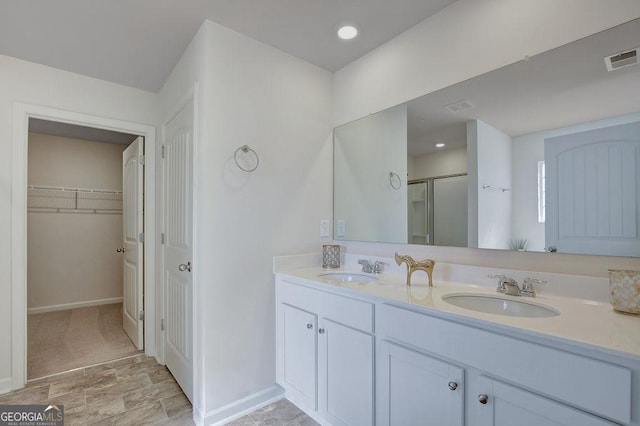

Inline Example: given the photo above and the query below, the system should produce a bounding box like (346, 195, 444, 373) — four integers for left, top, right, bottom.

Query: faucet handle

(521, 278, 547, 296)
(488, 274, 506, 288)
(358, 259, 373, 273)
(373, 261, 384, 274)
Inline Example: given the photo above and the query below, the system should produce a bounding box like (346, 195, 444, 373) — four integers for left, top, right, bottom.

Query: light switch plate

(320, 220, 330, 238)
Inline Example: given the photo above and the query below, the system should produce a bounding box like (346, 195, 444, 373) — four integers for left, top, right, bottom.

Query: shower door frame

(408, 172, 468, 246)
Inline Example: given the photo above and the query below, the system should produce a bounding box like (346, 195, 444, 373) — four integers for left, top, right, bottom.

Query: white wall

(334, 104, 407, 243)
(27, 133, 126, 310)
(511, 132, 546, 252)
(408, 147, 467, 181)
(0, 54, 158, 390)
(333, 1, 640, 277)
(469, 120, 512, 250)
(160, 20, 333, 422)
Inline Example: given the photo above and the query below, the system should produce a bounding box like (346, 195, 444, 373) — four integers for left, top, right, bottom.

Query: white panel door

(163, 101, 194, 402)
(545, 121, 640, 256)
(377, 340, 464, 426)
(122, 136, 144, 350)
(476, 376, 615, 426)
(318, 319, 374, 426)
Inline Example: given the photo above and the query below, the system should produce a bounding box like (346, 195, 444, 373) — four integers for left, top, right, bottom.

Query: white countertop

(277, 266, 640, 360)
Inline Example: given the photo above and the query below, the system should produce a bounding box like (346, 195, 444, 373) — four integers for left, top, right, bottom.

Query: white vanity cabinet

(276, 272, 639, 426)
(276, 278, 375, 426)
(377, 303, 633, 426)
(475, 376, 616, 426)
(280, 303, 318, 410)
(377, 340, 464, 426)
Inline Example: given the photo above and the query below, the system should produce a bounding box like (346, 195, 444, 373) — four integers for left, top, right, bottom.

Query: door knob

(478, 394, 489, 404)
(318, 328, 325, 334)
(178, 261, 192, 272)
(306, 323, 313, 329)
(448, 382, 458, 391)
(116, 247, 125, 253)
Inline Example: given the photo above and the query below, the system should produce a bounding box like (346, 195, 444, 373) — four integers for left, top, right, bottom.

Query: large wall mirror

(334, 18, 640, 257)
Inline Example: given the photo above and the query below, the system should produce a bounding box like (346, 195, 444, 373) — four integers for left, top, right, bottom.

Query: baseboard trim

(204, 385, 285, 426)
(27, 297, 123, 314)
(0, 377, 12, 395)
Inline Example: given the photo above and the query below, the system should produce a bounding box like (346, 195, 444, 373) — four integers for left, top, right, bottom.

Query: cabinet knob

(448, 382, 458, 391)
(318, 328, 325, 334)
(306, 323, 313, 329)
(478, 394, 489, 404)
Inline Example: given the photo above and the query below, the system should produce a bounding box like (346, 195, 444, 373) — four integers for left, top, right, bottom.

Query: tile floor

(1, 354, 318, 425)
(1, 355, 191, 425)
(227, 399, 319, 425)
(28, 303, 142, 379)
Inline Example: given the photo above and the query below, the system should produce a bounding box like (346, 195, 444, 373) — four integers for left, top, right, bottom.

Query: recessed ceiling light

(337, 25, 358, 40)
(435, 143, 446, 148)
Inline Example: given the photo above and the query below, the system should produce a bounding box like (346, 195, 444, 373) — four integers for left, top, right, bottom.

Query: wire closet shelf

(27, 185, 123, 214)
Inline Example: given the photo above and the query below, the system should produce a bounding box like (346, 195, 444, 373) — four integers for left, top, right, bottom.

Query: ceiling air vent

(604, 47, 639, 71)
(445, 100, 475, 113)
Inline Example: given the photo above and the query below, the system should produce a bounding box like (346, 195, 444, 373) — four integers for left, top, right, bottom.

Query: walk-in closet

(26, 119, 141, 379)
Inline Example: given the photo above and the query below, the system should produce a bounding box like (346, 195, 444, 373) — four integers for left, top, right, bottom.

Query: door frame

(11, 102, 157, 389)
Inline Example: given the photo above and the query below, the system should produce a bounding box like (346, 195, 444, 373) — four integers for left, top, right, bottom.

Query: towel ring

(389, 172, 402, 190)
(234, 145, 260, 172)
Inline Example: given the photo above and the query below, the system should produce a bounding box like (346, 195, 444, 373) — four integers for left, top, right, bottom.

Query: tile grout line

(28, 352, 144, 383)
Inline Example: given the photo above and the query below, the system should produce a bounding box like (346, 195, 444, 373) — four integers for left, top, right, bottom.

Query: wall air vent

(604, 47, 639, 71)
(445, 100, 475, 113)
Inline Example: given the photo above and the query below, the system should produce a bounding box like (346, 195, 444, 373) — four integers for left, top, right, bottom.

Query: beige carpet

(28, 303, 141, 379)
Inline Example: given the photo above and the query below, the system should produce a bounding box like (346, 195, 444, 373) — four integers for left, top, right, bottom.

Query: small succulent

(510, 238, 528, 251)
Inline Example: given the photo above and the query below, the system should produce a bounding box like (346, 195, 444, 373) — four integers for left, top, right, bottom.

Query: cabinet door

(476, 376, 615, 426)
(377, 340, 464, 426)
(281, 304, 318, 410)
(318, 319, 374, 426)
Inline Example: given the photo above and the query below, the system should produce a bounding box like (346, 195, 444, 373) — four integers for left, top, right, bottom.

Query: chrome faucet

(521, 278, 547, 297)
(489, 274, 521, 296)
(358, 259, 374, 273)
(357, 259, 385, 274)
(489, 275, 547, 297)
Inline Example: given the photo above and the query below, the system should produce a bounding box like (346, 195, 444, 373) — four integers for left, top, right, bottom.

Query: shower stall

(408, 174, 468, 247)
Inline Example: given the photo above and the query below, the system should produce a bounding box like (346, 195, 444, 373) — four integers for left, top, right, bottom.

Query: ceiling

(29, 119, 138, 145)
(406, 18, 640, 156)
(0, 0, 458, 92)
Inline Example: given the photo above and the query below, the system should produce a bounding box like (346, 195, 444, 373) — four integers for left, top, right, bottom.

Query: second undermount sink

(442, 293, 559, 318)
(318, 272, 379, 283)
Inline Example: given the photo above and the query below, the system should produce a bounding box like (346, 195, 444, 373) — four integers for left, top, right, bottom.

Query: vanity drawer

(377, 303, 632, 424)
(278, 279, 374, 333)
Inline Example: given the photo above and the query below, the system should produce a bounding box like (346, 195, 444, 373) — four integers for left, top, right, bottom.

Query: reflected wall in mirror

(333, 18, 640, 257)
(334, 104, 407, 243)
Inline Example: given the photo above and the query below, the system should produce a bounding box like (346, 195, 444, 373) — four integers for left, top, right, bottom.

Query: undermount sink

(442, 293, 559, 318)
(318, 272, 379, 283)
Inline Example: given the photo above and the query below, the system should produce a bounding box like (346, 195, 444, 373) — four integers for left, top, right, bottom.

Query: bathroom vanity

(274, 256, 640, 426)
